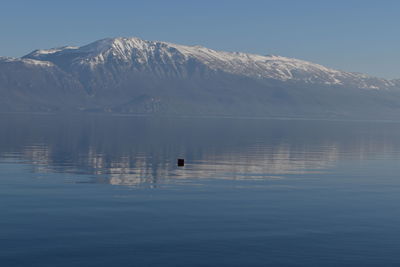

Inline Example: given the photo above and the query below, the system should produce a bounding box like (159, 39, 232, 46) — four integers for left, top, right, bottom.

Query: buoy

(177, 158, 185, 167)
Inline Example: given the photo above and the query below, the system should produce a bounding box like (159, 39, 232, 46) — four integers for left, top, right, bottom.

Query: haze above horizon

(1, 0, 399, 79)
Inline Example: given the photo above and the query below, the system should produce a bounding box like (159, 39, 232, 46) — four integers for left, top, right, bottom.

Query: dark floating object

(177, 158, 185, 167)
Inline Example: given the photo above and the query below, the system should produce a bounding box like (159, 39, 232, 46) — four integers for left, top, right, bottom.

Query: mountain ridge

(22, 37, 398, 89)
(1, 36, 400, 118)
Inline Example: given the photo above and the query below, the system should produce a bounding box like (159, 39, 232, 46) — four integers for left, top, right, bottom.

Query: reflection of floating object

(177, 158, 185, 167)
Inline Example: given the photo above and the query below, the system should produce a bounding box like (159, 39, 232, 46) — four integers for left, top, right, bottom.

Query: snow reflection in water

(1, 114, 400, 186)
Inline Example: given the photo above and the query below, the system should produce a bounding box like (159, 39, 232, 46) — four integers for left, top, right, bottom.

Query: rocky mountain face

(0, 37, 400, 118)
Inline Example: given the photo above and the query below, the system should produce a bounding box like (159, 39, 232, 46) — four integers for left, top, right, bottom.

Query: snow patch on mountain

(0, 57, 54, 67)
(28, 46, 79, 57)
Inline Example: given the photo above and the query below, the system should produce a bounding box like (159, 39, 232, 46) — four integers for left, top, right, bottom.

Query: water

(1, 114, 400, 266)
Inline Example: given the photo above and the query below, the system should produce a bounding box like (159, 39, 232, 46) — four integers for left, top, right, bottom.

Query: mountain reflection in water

(1, 114, 400, 186)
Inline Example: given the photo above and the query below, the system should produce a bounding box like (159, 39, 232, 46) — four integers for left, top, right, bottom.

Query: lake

(1, 114, 400, 266)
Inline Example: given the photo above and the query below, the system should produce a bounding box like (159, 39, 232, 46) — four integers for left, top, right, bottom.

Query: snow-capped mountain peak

(22, 37, 397, 89)
(3, 36, 400, 117)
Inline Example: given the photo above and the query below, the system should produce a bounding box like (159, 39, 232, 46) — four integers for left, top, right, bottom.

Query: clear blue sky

(1, 0, 399, 78)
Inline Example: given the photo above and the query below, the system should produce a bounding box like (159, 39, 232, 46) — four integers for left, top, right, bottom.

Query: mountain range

(1, 37, 400, 118)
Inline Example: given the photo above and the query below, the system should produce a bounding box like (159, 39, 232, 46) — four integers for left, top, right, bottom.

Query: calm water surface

(1, 114, 400, 266)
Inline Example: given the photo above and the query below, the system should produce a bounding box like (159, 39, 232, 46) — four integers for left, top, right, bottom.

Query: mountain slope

(0, 57, 86, 112)
(0, 36, 399, 118)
